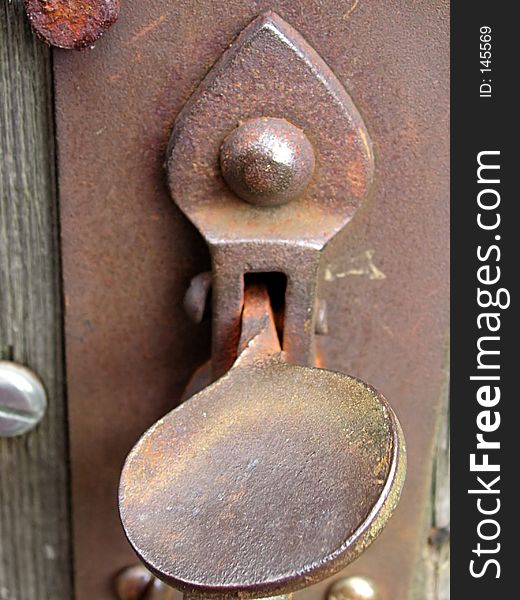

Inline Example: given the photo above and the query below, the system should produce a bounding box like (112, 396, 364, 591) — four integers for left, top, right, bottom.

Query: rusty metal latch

(118, 12, 406, 600)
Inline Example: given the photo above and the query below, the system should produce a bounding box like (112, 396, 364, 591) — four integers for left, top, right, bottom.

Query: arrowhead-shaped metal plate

(167, 11, 374, 249)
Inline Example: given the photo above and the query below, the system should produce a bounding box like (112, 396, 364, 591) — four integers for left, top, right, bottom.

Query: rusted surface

(24, 0, 119, 50)
(54, 2, 449, 599)
(167, 12, 373, 377)
(237, 284, 282, 358)
(152, 26, 403, 595)
(220, 117, 316, 207)
(119, 285, 405, 598)
(115, 565, 153, 600)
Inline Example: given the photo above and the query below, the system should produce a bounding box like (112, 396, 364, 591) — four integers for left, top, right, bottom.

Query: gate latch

(118, 12, 406, 600)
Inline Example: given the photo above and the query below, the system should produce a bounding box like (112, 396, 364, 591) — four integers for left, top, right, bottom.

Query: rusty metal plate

(167, 12, 373, 248)
(166, 12, 374, 377)
(54, 2, 449, 599)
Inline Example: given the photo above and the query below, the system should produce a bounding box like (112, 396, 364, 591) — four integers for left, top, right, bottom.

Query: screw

(220, 117, 315, 207)
(328, 576, 380, 600)
(23, 0, 120, 50)
(144, 578, 177, 600)
(114, 565, 175, 600)
(0, 361, 47, 437)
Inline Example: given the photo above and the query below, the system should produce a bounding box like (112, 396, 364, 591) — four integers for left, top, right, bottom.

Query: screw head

(23, 0, 120, 50)
(114, 565, 175, 600)
(220, 117, 315, 207)
(328, 577, 380, 600)
(0, 361, 47, 437)
(114, 565, 153, 600)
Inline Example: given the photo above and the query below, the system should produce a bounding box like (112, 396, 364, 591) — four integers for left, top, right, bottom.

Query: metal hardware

(220, 117, 316, 207)
(166, 11, 373, 378)
(114, 565, 175, 600)
(23, 0, 120, 50)
(118, 12, 405, 599)
(184, 272, 328, 335)
(186, 596, 292, 600)
(0, 361, 47, 437)
(115, 565, 153, 600)
(327, 577, 380, 600)
(119, 284, 405, 598)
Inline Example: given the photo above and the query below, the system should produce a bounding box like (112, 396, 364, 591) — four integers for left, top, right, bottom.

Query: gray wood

(414, 384, 450, 600)
(425, 393, 450, 600)
(0, 2, 72, 599)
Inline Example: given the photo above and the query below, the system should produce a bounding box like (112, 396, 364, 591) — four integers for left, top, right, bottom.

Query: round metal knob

(220, 117, 315, 207)
(119, 361, 405, 597)
(119, 285, 405, 599)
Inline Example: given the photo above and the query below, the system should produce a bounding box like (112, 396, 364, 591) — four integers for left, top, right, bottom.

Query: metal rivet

(220, 117, 315, 207)
(23, 0, 120, 51)
(114, 565, 153, 600)
(114, 565, 175, 600)
(0, 361, 47, 437)
(328, 577, 380, 600)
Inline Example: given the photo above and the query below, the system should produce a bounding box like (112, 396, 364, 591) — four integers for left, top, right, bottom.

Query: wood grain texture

(0, 2, 72, 599)
(412, 379, 450, 600)
(425, 393, 450, 600)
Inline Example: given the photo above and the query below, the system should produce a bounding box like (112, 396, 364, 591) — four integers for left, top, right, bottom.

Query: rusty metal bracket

(166, 12, 374, 377)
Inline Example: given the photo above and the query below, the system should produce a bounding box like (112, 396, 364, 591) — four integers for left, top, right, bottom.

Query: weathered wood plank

(425, 392, 450, 600)
(415, 379, 450, 600)
(0, 2, 72, 599)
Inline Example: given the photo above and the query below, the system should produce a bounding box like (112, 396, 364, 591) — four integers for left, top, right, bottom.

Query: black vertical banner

(451, 3, 515, 598)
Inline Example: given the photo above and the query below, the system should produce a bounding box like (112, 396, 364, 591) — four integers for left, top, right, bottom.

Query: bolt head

(0, 361, 47, 437)
(220, 117, 315, 207)
(114, 565, 153, 600)
(328, 577, 380, 600)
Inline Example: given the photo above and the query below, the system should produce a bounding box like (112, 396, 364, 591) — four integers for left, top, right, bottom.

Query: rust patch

(24, 0, 120, 50)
